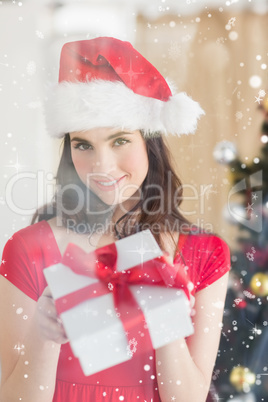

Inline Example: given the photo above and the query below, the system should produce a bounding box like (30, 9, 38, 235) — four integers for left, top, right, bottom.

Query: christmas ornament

(229, 366, 256, 392)
(213, 141, 237, 164)
(234, 298, 247, 309)
(249, 272, 268, 297)
(260, 133, 268, 144)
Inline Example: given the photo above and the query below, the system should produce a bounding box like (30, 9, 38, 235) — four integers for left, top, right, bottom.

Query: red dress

(0, 221, 230, 401)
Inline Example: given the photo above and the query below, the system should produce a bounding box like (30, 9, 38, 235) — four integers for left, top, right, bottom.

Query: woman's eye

(73, 143, 92, 151)
(114, 138, 129, 146)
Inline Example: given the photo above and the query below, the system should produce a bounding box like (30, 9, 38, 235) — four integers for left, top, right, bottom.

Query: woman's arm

(0, 277, 66, 402)
(155, 272, 229, 402)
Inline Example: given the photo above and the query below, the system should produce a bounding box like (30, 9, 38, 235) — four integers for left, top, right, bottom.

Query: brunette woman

(0, 37, 230, 402)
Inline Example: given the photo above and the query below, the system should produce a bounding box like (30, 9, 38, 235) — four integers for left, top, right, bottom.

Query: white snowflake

(216, 37, 226, 46)
(168, 41, 181, 60)
(212, 369, 220, 380)
(249, 324, 262, 337)
(14, 343, 25, 354)
(181, 34, 191, 42)
(200, 184, 217, 200)
(255, 95, 262, 104)
(258, 89, 266, 98)
(255, 89, 266, 104)
(243, 290, 255, 299)
(108, 282, 114, 291)
(245, 203, 254, 213)
(35, 30, 44, 39)
(234, 298, 243, 305)
(246, 252, 254, 261)
(228, 17, 236, 26)
(26, 61, 36, 76)
(252, 193, 258, 201)
(235, 111, 243, 121)
(127, 337, 138, 357)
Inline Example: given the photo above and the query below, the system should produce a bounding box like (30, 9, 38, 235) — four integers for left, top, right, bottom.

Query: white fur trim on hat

(44, 80, 205, 138)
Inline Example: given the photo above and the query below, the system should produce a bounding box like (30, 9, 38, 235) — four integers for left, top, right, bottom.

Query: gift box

(43, 229, 193, 376)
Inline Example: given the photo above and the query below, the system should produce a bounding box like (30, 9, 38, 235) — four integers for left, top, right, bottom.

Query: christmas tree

(212, 92, 268, 402)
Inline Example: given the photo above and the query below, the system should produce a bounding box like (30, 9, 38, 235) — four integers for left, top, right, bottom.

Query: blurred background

(0, 0, 267, 400)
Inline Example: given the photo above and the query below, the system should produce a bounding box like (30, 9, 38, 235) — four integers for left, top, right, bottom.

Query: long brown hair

(31, 133, 190, 248)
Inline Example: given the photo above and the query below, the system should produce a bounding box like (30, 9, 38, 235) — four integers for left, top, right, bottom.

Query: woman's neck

(111, 197, 140, 225)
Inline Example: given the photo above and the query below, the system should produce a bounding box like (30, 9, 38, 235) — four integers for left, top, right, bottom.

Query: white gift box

(44, 230, 194, 376)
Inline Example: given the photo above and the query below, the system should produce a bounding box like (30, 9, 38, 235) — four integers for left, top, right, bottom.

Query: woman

(0, 37, 230, 402)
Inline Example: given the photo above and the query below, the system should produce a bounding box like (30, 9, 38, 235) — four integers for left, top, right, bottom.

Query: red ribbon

(55, 242, 190, 356)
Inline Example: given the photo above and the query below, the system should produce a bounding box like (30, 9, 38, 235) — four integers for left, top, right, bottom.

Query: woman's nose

(91, 150, 117, 176)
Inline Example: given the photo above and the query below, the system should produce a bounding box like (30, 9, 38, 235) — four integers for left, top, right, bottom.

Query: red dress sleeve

(195, 235, 230, 292)
(0, 231, 40, 301)
(0, 221, 61, 301)
(175, 232, 231, 295)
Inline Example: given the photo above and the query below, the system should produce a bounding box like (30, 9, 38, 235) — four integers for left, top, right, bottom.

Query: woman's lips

(92, 176, 126, 191)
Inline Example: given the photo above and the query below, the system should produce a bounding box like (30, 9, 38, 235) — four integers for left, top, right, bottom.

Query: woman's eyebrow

(71, 132, 134, 143)
(106, 132, 134, 141)
(70, 137, 91, 143)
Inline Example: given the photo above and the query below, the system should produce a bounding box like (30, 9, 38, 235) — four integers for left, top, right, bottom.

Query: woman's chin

(91, 191, 129, 207)
(89, 188, 140, 215)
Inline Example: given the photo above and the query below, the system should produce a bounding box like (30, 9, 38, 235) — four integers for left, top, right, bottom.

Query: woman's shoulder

(175, 229, 230, 265)
(1, 221, 56, 266)
(12, 220, 51, 239)
(175, 229, 230, 293)
(0, 220, 58, 301)
(179, 228, 229, 251)
(159, 229, 229, 263)
(2, 219, 63, 270)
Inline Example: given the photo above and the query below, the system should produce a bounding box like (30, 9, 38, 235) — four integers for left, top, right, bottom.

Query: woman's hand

(0, 278, 63, 401)
(35, 286, 69, 344)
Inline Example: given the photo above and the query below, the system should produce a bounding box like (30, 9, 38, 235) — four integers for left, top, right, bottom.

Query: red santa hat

(45, 37, 204, 138)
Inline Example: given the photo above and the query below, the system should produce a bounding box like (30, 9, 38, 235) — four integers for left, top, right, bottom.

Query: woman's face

(69, 128, 149, 209)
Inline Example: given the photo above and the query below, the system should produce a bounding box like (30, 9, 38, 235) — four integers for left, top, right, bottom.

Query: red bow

(55, 242, 190, 356)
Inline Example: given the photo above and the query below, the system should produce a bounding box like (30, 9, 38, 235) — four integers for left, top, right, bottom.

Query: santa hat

(45, 37, 204, 138)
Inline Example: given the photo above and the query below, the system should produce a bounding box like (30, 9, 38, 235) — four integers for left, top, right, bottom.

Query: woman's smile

(92, 175, 127, 191)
